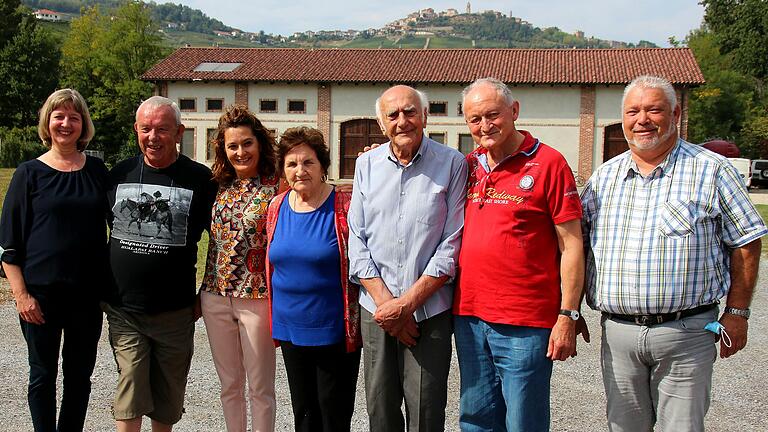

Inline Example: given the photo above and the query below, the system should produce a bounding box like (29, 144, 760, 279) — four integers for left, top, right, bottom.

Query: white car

(728, 158, 752, 188)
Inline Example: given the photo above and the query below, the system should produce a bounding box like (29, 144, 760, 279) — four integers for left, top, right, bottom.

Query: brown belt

(603, 303, 718, 326)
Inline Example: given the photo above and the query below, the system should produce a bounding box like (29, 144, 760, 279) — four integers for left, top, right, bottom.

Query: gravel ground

(1, 263, 767, 432)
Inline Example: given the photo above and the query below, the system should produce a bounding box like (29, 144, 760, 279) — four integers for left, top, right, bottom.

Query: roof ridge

(145, 47, 704, 85)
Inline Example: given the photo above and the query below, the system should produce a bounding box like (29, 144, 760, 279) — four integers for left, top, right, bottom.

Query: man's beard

(625, 122, 677, 151)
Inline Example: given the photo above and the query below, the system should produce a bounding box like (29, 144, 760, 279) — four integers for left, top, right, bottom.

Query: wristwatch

(559, 309, 580, 321)
(724, 306, 750, 320)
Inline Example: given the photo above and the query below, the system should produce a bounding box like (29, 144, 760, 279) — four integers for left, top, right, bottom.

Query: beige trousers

(202, 291, 276, 432)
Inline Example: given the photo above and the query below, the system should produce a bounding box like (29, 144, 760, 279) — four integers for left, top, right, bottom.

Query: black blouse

(0, 156, 110, 293)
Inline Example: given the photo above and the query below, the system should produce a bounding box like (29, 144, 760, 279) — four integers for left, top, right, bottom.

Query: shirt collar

(622, 138, 682, 180)
(476, 130, 539, 172)
(387, 134, 427, 168)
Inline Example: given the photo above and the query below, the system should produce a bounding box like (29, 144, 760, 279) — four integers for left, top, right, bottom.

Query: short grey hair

(622, 75, 678, 112)
(462, 77, 515, 106)
(136, 95, 182, 126)
(374, 85, 429, 124)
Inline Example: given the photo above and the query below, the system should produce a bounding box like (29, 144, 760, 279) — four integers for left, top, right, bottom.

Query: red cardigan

(265, 190, 362, 352)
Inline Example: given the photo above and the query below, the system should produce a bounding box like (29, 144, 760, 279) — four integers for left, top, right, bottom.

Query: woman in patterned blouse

(200, 105, 280, 432)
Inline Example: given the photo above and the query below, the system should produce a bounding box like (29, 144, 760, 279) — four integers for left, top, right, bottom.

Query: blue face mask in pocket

(704, 321, 732, 347)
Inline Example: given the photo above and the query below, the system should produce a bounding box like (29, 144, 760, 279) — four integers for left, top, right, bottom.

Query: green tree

(0, 12, 60, 128)
(702, 0, 768, 81)
(686, 28, 755, 144)
(60, 1, 167, 164)
(0, 126, 46, 167)
(0, 0, 24, 47)
(740, 114, 768, 158)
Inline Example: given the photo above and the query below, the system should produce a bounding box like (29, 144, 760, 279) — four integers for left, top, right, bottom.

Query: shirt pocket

(658, 200, 702, 239)
(416, 192, 445, 226)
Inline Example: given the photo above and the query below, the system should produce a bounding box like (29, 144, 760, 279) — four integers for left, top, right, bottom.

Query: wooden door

(603, 123, 628, 162)
(339, 119, 388, 179)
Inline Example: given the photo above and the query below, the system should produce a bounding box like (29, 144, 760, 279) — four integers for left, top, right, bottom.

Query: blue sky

(175, 0, 705, 47)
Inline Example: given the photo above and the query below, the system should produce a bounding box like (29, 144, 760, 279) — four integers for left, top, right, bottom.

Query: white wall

(168, 82, 237, 163)
(165, 81, 627, 177)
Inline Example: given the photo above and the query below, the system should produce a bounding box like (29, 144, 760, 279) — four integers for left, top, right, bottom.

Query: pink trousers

(202, 291, 276, 432)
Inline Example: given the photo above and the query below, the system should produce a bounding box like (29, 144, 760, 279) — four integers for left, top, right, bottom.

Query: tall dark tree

(0, 10, 60, 128)
(0, 0, 25, 47)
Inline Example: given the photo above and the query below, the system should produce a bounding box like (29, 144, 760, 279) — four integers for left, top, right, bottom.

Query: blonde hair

(37, 89, 95, 152)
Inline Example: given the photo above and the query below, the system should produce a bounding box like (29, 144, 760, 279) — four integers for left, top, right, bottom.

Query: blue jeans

(454, 315, 553, 432)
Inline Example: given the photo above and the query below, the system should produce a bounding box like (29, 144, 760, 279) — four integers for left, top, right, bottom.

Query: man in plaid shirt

(582, 75, 766, 432)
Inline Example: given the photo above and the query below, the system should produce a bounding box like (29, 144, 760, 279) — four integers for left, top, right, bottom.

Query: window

(459, 134, 476, 155)
(260, 99, 277, 113)
(428, 132, 446, 144)
(288, 99, 306, 113)
(429, 101, 447, 116)
(179, 98, 196, 112)
(193, 62, 242, 72)
(206, 98, 224, 112)
(457, 102, 463, 116)
(180, 128, 195, 158)
(206, 128, 217, 161)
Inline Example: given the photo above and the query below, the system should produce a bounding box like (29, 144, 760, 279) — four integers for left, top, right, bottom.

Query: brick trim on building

(577, 85, 595, 182)
(317, 84, 331, 143)
(235, 82, 248, 107)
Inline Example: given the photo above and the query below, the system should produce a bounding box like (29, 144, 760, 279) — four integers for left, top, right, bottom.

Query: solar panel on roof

(193, 62, 243, 72)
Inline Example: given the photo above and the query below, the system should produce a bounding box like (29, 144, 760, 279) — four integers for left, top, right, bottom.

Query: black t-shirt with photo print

(106, 155, 216, 314)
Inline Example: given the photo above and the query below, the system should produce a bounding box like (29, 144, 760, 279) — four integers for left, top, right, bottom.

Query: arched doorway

(339, 119, 388, 179)
(603, 123, 628, 162)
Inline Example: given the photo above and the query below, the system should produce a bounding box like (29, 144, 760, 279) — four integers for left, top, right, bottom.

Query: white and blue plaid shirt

(582, 139, 767, 315)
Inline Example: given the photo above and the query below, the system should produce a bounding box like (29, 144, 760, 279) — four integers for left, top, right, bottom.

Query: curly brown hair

(277, 127, 330, 179)
(211, 105, 277, 185)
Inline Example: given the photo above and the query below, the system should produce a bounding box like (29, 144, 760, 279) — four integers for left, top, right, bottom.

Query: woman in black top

(0, 89, 110, 432)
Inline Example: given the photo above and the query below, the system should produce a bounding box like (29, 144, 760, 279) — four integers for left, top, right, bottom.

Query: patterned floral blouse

(201, 175, 280, 299)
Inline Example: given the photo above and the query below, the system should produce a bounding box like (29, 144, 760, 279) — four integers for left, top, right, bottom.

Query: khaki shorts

(103, 303, 195, 425)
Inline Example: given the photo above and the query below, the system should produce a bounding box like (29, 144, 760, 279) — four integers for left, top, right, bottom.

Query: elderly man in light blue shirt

(348, 84, 467, 432)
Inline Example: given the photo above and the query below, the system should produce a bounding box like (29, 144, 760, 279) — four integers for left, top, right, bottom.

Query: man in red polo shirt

(453, 77, 586, 432)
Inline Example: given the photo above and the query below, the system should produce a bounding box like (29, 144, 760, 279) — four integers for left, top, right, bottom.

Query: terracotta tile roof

(142, 48, 705, 85)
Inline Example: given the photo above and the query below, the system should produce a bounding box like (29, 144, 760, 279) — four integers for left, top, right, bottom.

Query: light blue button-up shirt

(348, 136, 467, 322)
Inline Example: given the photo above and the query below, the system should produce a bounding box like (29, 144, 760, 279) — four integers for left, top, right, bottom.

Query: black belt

(603, 303, 718, 326)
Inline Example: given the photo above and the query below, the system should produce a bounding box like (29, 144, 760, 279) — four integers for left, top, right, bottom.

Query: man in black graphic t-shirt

(103, 96, 216, 432)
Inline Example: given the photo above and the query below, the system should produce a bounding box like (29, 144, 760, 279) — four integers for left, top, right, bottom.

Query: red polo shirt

(454, 131, 582, 328)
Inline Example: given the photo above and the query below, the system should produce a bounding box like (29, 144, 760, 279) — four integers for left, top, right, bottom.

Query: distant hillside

(22, 1, 656, 50)
(22, 0, 234, 33)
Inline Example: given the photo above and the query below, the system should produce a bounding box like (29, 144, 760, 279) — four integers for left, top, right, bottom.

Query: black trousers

(280, 340, 361, 432)
(19, 290, 102, 432)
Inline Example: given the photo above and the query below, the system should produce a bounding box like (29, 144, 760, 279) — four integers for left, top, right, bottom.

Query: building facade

(142, 48, 704, 182)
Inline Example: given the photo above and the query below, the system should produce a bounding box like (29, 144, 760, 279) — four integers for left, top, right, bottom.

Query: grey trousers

(601, 307, 718, 432)
(361, 309, 453, 432)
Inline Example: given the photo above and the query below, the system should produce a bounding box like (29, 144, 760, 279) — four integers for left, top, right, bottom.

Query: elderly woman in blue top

(265, 126, 361, 432)
(0, 89, 109, 432)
